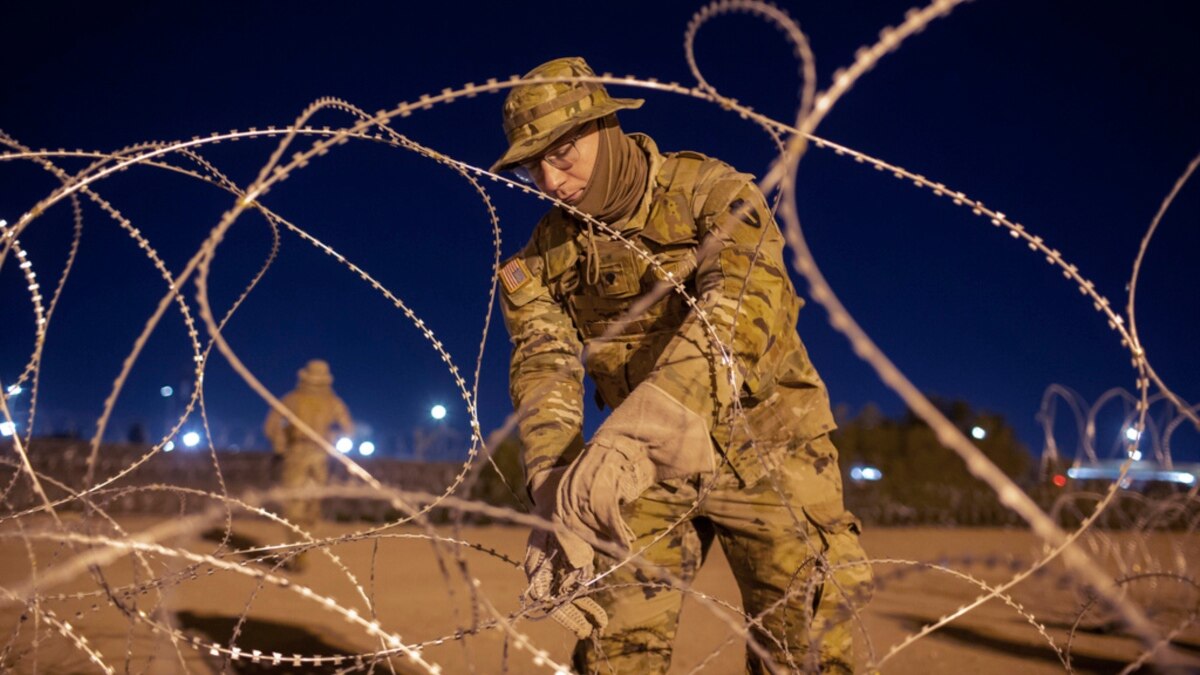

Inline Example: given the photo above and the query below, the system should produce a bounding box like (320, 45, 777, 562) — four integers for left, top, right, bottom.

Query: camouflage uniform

(497, 58, 872, 673)
(262, 359, 354, 570)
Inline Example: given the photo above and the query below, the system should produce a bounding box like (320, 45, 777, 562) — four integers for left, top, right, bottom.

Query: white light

(359, 441, 376, 456)
(849, 465, 882, 482)
(182, 431, 201, 448)
(430, 404, 447, 420)
(6, 384, 21, 396)
(970, 426, 986, 440)
(163, 441, 175, 452)
(160, 386, 174, 397)
(336, 437, 353, 453)
(1068, 466, 1197, 486)
(1125, 427, 1141, 442)
(1129, 450, 1143, 461)
(0, 421, 14, 437)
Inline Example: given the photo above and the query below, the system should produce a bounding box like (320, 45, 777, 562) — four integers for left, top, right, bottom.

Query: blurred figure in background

(263, 359, 354, 571)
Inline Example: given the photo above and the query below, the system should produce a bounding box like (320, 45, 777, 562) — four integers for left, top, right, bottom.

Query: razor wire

(1, 1, 1198, 673)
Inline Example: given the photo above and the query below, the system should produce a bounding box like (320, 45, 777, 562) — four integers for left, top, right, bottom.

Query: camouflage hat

(297, 359, 333, 386)
(490, 57, 643, 173)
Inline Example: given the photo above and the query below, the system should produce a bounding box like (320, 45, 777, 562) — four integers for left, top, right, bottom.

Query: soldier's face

(528, 123, 599, 204)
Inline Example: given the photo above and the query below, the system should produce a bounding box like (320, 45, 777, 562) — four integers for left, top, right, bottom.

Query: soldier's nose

(541, 162, 568, 192)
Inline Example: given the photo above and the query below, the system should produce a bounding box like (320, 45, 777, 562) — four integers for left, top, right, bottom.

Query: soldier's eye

(547, 143, 571, 160)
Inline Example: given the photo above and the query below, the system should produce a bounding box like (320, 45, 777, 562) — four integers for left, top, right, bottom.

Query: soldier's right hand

(523, 528, 607, 639)
(521, 468, 608, 639)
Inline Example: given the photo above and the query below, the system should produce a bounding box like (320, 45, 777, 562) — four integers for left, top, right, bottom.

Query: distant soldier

(262, 359, 354, 571)
(494, 57, 873, 672)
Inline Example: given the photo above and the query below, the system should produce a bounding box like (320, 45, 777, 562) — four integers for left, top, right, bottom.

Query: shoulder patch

(499, 257, 533, 294)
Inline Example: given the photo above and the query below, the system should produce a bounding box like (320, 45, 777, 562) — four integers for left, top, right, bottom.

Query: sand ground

(1, 515, 1197, 674)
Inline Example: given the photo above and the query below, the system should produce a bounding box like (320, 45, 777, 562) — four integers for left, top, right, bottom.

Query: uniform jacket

(501, 135, 835, 487)
(263, 384, 353, 455)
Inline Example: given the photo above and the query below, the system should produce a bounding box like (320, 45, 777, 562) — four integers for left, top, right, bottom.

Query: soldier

(262, 359, 354, 571)
(494, 57, 873, 673)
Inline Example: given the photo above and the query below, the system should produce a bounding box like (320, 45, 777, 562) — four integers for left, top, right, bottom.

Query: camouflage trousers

(572, 434, 873, 674)
(277, 446, 328, 570)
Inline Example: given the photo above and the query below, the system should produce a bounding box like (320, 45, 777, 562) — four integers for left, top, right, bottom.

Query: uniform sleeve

(640, 176, 793, 428)
(335, 397, 354, 438)
(263, 392, 291, 453)
(500, 249, 586, 487)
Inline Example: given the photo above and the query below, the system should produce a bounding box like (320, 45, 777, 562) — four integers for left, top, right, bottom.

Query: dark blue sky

(2, 1, 1197, 462)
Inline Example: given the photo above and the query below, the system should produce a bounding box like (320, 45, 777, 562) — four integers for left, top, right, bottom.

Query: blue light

(1067, 466, 1197, 485)
(849, 465, 882, 482)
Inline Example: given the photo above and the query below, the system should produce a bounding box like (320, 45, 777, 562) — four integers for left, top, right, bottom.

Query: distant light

(6, 384, 21, 396)
(359, 441, 376, 457)
(181, 431, 201, 448)
(1067, 466, 1197, 485)
(163, 440, 176, 452)
(849, 465, 882, 482)
(0, 421, 14, 437)
(1129, 449, 1143, 462)
(160, 386, 174, 398)
(1125, 427, 1141, 442)
(336, 437, 354, 453)
(430, 404, 447, 421)
(970, 426, 986, 440)
(1052, 474, 1067, 488)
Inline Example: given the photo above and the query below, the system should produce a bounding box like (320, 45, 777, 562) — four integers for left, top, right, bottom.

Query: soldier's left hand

(553, 382, 715, 570)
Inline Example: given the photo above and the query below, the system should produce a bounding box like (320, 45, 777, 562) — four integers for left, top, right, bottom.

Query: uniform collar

(606, 133, 663, 236)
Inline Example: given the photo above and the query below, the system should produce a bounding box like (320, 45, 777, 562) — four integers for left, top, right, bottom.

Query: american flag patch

(499, 257, 532, 294)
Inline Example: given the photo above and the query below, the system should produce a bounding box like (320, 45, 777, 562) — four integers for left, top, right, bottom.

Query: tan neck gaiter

(574, 115, 649, 224)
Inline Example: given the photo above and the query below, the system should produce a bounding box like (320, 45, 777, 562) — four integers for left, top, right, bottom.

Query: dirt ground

(1, 515, 1198, 674)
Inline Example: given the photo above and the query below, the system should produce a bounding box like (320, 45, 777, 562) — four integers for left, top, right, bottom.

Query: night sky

(3, 1, 1197, 463)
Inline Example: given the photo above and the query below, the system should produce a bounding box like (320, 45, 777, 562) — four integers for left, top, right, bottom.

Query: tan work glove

(522, 468, 609, 639)
(554, 382, 716, 571)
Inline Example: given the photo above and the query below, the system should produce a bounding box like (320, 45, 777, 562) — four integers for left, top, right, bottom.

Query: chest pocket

(642, 191, 699, 283)
(588, 237, 642, 298)
(644, 192, 697, 245)
(537, 217, 580, 299)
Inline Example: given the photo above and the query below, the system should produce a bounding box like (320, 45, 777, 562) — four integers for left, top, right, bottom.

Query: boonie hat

(490, 56, 643, 173)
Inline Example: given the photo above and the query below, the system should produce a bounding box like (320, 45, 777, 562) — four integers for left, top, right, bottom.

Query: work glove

(522, 468, 609, 639)
(554, 382, 716, 571)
